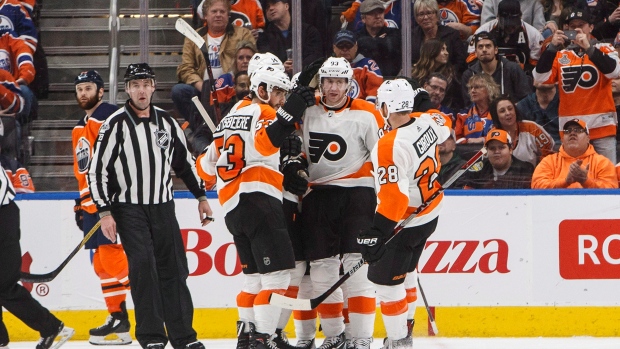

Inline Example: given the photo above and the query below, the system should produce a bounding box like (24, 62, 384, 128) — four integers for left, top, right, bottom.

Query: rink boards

(6, 189, 620, 339)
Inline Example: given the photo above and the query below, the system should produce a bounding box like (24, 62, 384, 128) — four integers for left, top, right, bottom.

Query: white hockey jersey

(197, 103, 282, 214)
(371, 113, 451, 228)
(302, 97, 385, 188)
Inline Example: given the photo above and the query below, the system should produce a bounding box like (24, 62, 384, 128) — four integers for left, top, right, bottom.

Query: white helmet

(376, 79, 415, 115)
(250, 65, 291, 103)
(318, 57, 353, 82)
(291, 72, 301, 89)
(248, 52, 285, 76)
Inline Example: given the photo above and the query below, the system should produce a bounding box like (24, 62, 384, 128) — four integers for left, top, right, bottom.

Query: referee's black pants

(0, 201, 61, 341)
(112, 201, 197, 349)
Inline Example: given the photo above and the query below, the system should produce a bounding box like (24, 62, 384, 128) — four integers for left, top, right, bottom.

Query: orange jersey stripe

(380, 298, 408, 316)
(237, 291, 257, 308)
(254, 289, 286, 306)
(218, 166, 283, 207)
(348, 296, 377, 315)
(375, 132, 409, 222)
(316, 302, 344, 319)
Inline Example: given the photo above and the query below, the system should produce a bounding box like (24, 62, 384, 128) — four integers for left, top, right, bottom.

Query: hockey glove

(74, 198, 84, 231)
(282, 158, 309, 196)
(357, 227, 387, 264)
(297, 57, 326, 87)
(280, 134, 302, 159)
(276, 86, 315, 126)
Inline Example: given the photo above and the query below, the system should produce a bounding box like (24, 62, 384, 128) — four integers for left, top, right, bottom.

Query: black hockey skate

(36, 322, 75, 349)
(89, 302, 132, 345)
(249, 323, 298, 349)
(295, 338, 315, 349)
(316, 332, 345, 349)
(183, 341, 205, 349)
(237, 321, 250, 349)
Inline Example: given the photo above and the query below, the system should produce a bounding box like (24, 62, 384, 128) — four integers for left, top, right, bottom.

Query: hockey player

(71, 70, 132, 345)
(358, 79, 451, 349)
(196, 66, 315, 349)
(283, 57, 385, 349)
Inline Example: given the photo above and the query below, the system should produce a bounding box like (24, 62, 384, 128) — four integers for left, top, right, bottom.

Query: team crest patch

(75, 137, 92, 173)
(558, 54, 570, 65)
(154, 130, 170, 149)
(263, 257, 271, 266)
(99, 123, 110, 133)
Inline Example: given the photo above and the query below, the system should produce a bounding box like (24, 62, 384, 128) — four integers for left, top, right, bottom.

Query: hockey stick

(417, 276, 439, 335)
(192, 96, 217, 132)
(175, 18, 223, 123)
(269, 147, 487, 310)
(21, 221, 101, 283)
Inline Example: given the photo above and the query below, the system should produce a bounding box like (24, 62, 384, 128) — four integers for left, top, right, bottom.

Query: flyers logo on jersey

(308, 132, 347, 163)
(560, 64, 598, 93)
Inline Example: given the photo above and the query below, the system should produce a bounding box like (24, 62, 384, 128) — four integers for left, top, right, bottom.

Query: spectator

(0, 69, 27, 160)
(412, 39, 463, 110)
(489, 95, 555, 166)
(174, 0, 254, 129)
(257, 0, 323, 76)
(355, 0, 401, 77)
(481, 0, 546, 30)
(198, 0, 265, 40)
(471, 0, 544, 72)
(457, 129, 535, 188)
(437, 0, 482, 39)
(0, 32, 35, 123)
(533, 6, 620, 164)
(455, 73, 500, 143)
(0, 0, 37, 53)
(424, 73, 456, 121)
(437, 129, 467, 185)
(517, 81, 560, 146)
(340, 0, 406, 31)
(412, 0, 467, 75)
(531, 119, 618, 188)
(0, 142, 34, 193)
(332, 30, 383, 103)
(89, 63, 212, 349)
(0, 162, 74, 349)
(462, 31, 532, 106)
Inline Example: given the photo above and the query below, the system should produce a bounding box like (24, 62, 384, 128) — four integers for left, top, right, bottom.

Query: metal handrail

(108, 0, 120, 104)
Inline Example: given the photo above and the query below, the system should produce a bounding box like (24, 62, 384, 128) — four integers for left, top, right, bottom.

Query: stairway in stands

(30, 0, 191, 191)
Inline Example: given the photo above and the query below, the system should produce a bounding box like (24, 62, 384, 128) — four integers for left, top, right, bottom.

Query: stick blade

(175, 18, 206, 50)
(269, 293, 313, 311)
(430, 321, 439, 335)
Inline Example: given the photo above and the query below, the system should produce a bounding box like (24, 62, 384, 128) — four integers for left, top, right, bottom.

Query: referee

(0, 164, 74, 349)
(88, 63, 213, 349)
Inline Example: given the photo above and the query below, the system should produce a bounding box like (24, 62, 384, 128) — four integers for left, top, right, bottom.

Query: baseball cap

(485, 129, 512, 146)
(334, 30, 357, 46)
(473, 31, 497, 46)
(563, 118, 589, 134)
(360, 0, 385, 14)
(497, 0, 522, 27)
(566, 8, 592, 24)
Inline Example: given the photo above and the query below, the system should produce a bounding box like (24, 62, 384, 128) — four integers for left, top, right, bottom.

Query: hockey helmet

(124, 63, 156, 83)
(75, 70, 104, 90)
(318, 57, 353, 82)
(250, 65, 291, 103)
(376, 79, 415, 115)
(247, 52, 285, 76)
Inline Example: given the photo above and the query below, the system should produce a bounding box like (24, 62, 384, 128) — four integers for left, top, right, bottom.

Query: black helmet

(124, 63, 156, 83)
(75, 70, 104, 90)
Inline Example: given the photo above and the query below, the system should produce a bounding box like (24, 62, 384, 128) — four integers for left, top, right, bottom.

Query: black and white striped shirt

(0, 163, 16, 206)
(88, 100, 205, 214)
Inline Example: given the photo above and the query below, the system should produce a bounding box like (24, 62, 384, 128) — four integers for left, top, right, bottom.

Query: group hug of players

(195, 52, 452, 349)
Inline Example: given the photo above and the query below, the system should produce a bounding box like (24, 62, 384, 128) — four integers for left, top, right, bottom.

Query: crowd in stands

(6, 0, 620, 192)
(175, 0, 620, 190)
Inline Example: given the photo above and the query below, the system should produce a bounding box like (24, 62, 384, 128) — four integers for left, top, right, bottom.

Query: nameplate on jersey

(215, 115, 252, 132)
(413, 127, 438, 157)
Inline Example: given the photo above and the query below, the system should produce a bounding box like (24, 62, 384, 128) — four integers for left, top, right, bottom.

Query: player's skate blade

(89, 332, 132, 346)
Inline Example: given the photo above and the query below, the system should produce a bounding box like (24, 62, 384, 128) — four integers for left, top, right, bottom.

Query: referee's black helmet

(124, 63, 156, 83)
(75, 70, 104, 90)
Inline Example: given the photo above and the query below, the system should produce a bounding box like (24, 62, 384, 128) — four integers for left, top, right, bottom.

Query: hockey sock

(255, 270, 290, 335)
(293, 274, 317, 341)
(377, 284, 408, 340)
(404, 271, 418, 320)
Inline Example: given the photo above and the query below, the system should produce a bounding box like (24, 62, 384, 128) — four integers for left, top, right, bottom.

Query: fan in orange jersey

(533, 7, 620, 164)
(359, 79, 450, 349)
(197, 66, 315, 349)
(71, 70, 132, 345)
